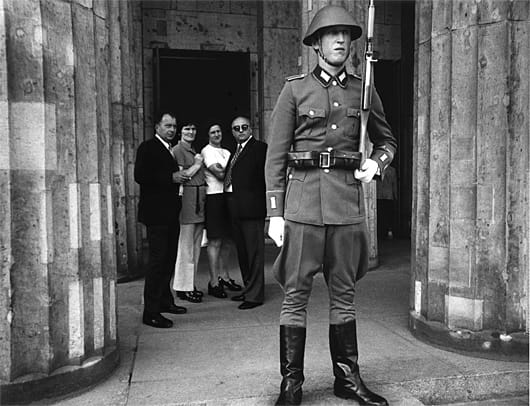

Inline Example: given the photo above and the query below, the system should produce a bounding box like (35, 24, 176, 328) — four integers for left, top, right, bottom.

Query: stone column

(108, 0, 143, 282)
(109, 0, 128, 279)
(131, 1, 146, 275)
(120, 0, 140, 279)
(410, 0, 529, 358)
(0, 0, 120, 402)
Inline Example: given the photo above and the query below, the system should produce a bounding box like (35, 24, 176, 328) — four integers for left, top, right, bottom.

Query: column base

(409, 311, 528, 362)
(368, 256, 379, 269)
(1, 346, 119, 404)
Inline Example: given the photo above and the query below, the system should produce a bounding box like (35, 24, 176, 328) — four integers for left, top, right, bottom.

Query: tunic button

(331, 124, 337, 130)
(288, 174, 293, 179)
(333, 101, 339, 107)
(324, 169, 330, 173)
(332, 80, 337, 86)
(309, 110, 314, 116)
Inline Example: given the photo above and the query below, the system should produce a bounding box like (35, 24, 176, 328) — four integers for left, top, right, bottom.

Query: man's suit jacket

(230, 137, 267, 220)
(134, 137, 181, 226)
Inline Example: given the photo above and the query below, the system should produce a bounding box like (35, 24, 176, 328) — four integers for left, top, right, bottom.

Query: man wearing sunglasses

(265, 5, 396, 406)
(224, 116, 267, 310)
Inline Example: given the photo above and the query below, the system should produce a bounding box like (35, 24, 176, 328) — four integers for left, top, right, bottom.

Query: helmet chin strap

(316, 39, 346, 68)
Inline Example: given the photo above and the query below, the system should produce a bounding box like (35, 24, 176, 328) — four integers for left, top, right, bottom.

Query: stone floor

(37, 239, 528, 405)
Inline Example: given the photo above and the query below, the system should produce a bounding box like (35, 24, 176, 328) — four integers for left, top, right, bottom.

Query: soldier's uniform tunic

(265, 65, 397, 326)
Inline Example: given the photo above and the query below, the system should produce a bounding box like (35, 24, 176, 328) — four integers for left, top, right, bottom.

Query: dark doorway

(154, 49, 251, 152)
(373, 1, 414, 241)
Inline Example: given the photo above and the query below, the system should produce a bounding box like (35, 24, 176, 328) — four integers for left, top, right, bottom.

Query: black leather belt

(287, 150, 361, 169)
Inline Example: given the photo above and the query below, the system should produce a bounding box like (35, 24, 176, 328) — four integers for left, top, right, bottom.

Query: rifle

(359, 0, 377, 165)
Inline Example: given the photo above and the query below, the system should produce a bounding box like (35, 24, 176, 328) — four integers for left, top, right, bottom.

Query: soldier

(265, 5, 396, 406)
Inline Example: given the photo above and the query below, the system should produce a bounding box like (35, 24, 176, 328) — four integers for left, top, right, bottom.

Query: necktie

(224, 144, 243, 190)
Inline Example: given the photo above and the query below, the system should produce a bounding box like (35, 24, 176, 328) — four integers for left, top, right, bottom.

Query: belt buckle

(319, 151, 331, 168)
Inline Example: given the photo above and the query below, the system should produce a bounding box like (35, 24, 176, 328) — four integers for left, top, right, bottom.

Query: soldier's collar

(312, 65, 348, 88)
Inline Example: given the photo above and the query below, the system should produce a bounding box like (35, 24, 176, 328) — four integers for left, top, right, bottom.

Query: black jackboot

(276, 325, 306, 405)
(329, 320, 388, 406)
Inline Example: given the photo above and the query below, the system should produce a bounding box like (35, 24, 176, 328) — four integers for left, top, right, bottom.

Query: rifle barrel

(359, 0, 377, 157)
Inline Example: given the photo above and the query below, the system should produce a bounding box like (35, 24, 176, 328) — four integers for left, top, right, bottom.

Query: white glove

(354, 158, 379, 183)
(268, 216, 285, 247)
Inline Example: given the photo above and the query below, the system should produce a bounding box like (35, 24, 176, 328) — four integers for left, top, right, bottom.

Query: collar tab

(312, 65, 348, 88)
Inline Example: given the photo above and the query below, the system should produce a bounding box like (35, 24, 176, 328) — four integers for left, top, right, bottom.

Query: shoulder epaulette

(286, 73, 306, 82)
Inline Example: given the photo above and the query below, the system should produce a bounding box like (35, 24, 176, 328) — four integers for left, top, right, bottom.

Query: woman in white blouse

(201, 124, 243, 297)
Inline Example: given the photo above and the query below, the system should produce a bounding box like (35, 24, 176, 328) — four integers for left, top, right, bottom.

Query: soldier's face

(208, 125, 223, 146)
(155, 114, 177, 143)
(318, 26, 351, 66)
(231, 118, 251, 144)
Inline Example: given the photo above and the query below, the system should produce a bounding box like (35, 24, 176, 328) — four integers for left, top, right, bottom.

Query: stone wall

(258, 0, 301, 144)
(141, 0, 261, 138)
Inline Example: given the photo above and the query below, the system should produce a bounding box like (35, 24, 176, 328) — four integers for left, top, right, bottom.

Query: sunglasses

(232, 124, 249, 132)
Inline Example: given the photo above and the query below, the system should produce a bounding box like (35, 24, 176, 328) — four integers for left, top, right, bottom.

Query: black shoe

(330, 321, 388, 406)
(178, 291, 202, 303)
(276, 325, 306, 405)
(208, 283, 227, 298)
(219, 277, 243, 291)
(333, 380, 388, 405)
(238, 301, 263, 310)
(160, 304, 187, 314)
(231, 294, 245, 302)
(193, 286, 204, 297)
(142, 313, 173, 328)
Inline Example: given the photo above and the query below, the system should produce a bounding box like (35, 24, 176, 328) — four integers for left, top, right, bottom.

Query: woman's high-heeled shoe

(219, 277, 243, 291)
(208, 283, 227, 299)
(177, 291, 202, 303)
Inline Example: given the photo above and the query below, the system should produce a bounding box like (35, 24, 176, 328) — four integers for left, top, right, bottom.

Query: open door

(153, 49, 251, 152)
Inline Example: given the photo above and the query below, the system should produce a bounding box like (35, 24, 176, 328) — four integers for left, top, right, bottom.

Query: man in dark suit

(134, 111, 188, 328)
(224, 116, 267, 310)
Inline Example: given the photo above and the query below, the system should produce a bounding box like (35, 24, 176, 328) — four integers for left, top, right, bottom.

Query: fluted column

(0, 0, 121, 402)
(109, 1, 127, 279)
(410, 0, 529, 358)
(131, 1, 146, 276)
(0, 0, 11, 383)
(120, 0, 139, 277)
(110, 0, 143, 282)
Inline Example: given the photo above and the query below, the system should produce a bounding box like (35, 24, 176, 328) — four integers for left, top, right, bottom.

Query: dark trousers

(144, 224, 179, 315)
(226, 195, 265, 303)
(273, 220, 369, 327)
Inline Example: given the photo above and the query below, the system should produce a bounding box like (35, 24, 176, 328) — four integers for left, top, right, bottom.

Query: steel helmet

(303, 5, 362, 46)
